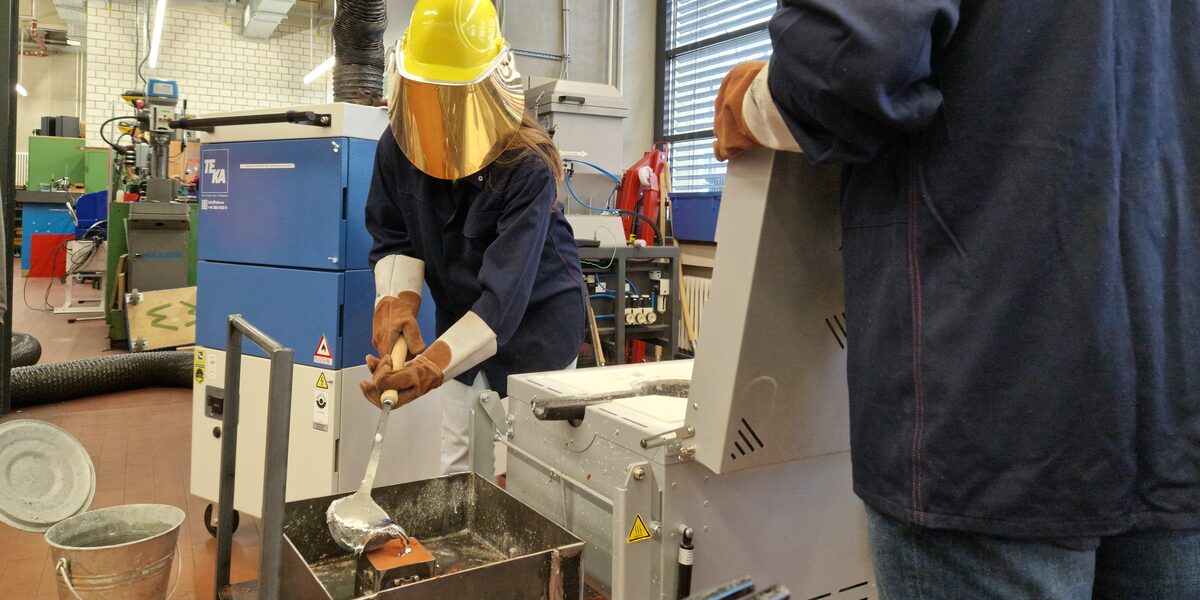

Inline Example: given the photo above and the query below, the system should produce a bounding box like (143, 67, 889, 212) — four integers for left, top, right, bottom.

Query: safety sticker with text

(626, 514, 652, 544)
(313, 390, 329, 432)
(314, 335, 334, 366)
(193, 349, 205, 384)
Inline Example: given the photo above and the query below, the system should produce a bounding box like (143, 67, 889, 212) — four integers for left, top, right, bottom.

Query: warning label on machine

(314, 335, 334, 366)
(313, 390, 329, 432)
(316, 372, 330, 389)
(627, 514, 652, 544)
(194, 349, 205, 384)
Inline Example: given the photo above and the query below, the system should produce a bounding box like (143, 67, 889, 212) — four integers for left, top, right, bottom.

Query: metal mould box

(276, 473, 586, 600)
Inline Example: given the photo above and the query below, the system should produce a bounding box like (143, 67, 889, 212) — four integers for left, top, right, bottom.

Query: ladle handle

(380, 337, 408, 408)
(357, 338, 407, 495)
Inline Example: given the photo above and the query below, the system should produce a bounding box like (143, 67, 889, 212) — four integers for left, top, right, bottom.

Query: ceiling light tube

(148, 0, 168, 68)
(303, 55, 335, 85)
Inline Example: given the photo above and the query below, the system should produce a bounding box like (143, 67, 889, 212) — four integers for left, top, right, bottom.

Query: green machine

(26, 136, 108, 192)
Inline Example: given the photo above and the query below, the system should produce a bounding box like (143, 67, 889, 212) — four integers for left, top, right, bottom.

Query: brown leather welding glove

(359, 341, 451, 409)
(713, 61, 769, 162)
(372, 292, 427, 361)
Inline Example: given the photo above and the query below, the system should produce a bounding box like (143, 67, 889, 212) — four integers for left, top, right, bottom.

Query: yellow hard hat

(389, 0, 525, 180)
(401, 0, 507, 84)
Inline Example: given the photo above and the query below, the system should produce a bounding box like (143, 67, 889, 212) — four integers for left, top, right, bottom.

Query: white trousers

(438, 360, 578, 476)
(438, 370, 492, 475)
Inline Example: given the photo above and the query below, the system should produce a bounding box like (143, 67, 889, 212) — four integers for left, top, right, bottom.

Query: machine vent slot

(804, 580, 873, 600)
(825, 313, 847, 349)
(839, 581, 869, 593)
(729, 418, 765, 461)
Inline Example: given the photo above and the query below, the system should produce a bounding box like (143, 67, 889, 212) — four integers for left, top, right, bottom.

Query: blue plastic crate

(671, 192, 722, 243)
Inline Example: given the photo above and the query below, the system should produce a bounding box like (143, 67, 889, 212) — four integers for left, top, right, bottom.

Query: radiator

(681, 275, 712, 351)
(15, 152, 28, 188)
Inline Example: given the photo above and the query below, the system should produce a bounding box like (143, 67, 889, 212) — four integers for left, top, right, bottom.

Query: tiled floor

(1, 263, 262, 599)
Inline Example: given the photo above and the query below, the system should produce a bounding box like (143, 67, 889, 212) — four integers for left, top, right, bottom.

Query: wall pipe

(559, 0, 570, 78)
(606, 0, 622, 89)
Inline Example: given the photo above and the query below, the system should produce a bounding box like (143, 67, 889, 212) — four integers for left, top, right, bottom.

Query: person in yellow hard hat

(360, 0, 586, 475)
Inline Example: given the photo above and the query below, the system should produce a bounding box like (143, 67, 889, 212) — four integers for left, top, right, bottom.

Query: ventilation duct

(243, 0, 297, 40)
(332, 0, 386, 105)
(52, 0, 87, 47)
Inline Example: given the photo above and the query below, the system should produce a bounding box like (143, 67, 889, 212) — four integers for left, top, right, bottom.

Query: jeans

(866, 506, 1200, 599)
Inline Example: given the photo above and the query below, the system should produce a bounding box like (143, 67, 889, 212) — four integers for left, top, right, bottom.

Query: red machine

(614, 144, 670, 363)
(615, 143, 669, 244)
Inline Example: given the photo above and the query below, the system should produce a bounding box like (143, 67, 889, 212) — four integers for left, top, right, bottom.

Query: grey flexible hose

(11, 351, 192, 408)
(333, 0, 386, 104)
(11, 333, 42, 368)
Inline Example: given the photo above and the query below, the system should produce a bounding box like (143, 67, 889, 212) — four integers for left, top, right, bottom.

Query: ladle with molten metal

(326, 338, 411, 555)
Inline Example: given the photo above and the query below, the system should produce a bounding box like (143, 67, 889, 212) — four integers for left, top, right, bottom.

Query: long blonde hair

(498, 112, 564, 182)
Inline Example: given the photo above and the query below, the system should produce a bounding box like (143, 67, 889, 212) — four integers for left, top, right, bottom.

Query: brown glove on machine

(713, 61, 769, 162)
(359, 292, 446, 409)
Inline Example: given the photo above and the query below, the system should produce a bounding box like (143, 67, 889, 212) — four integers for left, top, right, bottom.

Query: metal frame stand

(579, 245, 681, 364)
(213, 315, 294, 600)
(54, 273, 105, 315)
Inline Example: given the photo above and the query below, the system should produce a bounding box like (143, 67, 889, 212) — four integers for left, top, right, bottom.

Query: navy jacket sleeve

(365, 131, 415, 267)
(470, 160, 557, 346)
(768, 0, 961, 164)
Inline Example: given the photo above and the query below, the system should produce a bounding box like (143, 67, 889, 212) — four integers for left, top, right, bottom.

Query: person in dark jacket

(713, 1, 1200, 597)
(361, 0, 584, 474)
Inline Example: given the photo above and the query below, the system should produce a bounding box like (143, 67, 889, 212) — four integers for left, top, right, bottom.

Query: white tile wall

(86, 0, 332, 147)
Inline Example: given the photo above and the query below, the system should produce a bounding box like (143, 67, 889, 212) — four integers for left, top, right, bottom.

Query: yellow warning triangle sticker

(316, 373, 330, 389)
(626, 514, 652, 544)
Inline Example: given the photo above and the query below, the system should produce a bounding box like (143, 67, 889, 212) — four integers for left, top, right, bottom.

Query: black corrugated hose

(333, 0, 387, 105)
(12, 333, 42, 368)
(11, 351, 192, 409)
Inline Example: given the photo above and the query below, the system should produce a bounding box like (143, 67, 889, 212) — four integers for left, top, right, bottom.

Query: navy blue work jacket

(768, 1, 1200, 537)
(365, 128, 586, 396)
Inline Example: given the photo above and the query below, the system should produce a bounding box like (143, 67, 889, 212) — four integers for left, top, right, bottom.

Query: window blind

(663, 0, 775, 193)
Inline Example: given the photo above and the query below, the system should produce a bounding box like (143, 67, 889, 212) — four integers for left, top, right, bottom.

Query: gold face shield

(388, 45, 525, 180)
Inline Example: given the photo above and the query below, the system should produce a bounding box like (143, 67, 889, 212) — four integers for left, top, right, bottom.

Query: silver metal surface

(215, 315, 294, 600)
(611, 462, 655, 598)
(261, 341, 295, 600)
(326, 399, 409, 554)
(477, 391, 511, 438)
(687, 149, 849, 474)
(124, 202, 190, 292)
(278, 473, 585, 600)
(498, 360, 876, 600)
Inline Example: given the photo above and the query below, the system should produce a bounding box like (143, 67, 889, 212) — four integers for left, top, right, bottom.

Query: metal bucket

(44, 504, 185, 600)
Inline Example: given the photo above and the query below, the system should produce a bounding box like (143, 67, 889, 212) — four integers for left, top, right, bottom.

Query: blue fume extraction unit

(189, 104, 443, 531)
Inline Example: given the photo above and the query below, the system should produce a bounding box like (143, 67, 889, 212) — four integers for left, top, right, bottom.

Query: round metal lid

(0, 420, 96, 532)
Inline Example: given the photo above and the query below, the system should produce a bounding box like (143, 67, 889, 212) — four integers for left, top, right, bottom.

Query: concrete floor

(1, 263, 261, 599)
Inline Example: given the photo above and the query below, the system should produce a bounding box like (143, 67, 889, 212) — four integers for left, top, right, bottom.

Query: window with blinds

(662, 0, 775, 194)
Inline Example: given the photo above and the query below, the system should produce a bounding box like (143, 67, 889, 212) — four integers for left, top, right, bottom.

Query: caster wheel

(203, 503, 240, 538)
